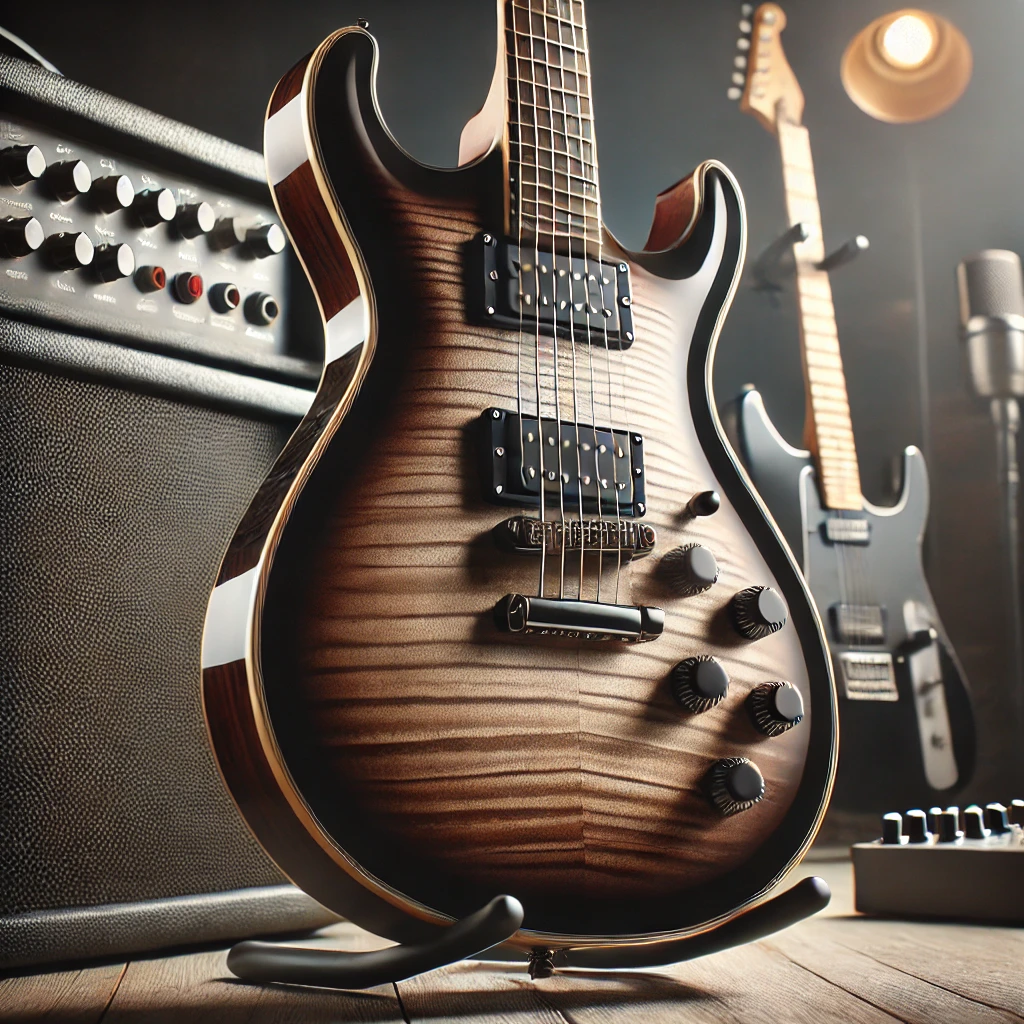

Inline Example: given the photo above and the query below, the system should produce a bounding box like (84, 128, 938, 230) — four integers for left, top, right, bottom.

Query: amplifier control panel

(0, 118, 315, 380)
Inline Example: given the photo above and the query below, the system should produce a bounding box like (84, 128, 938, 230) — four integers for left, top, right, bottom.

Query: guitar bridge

(495, 594, 664, 643)
(495, 516, 656, 559)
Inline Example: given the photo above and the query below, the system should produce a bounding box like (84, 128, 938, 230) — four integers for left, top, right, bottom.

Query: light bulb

(881, 13, 936, 69)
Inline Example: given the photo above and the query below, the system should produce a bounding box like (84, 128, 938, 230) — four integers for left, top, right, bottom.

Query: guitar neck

(776, 118, 862, 512)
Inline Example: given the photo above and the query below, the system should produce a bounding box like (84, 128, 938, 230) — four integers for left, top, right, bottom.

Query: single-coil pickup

(478, 233, 634, 348)
(495, 515, 656, 558)
(481, 408, 646, 517)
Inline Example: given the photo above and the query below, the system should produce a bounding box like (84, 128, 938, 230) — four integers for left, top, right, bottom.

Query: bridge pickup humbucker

(495, 594, 664, 643)
(481, 407, 646, 517)
(830, 603, 886, 645)
(479, 233, 633, 348)
(838, 651, 899, 701)
(495, 516, 656, 559)
(822, 517, 871, 545)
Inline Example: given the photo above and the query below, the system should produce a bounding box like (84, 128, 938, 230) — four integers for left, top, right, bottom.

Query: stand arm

(226, 894, 524, 990)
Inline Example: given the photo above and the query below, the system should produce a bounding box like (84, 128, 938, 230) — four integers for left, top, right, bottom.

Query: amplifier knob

(45, 159, 92, 201)
(210, 216, 247, 250)
(176, 201, 215, 239)
(670, 655, 729, 713)
(209, 281, 241, 313)
(984, 802, 1010, 834)
(936, 808, 962, 843)
(0, 144, 46, 186)
(134, 187, 176, 227)
(91, 174, 135, 213)
(43, 231, 94, 269)
(134, 265, 166, 293)
(93, 243, 135, 282)
(244, 291, 279, 325)
(0, 216, 44, 257)
(662, 543, 719, 596)
(905, 808, 930, 843)
(171, 271, 203, 303)
(246, 222, 286, 258)
(706, 757, 765, 816)
(731, 585, 787, 640)
(964, 805, 989, 840)
(881, 811, 905, 845)
(747, 681, 804, 736)
(1010, 799, 1024, 825)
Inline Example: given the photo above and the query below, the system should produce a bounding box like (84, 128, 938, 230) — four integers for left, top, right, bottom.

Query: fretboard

(777, 118, 862, 511)
(504, 0, 602, 250)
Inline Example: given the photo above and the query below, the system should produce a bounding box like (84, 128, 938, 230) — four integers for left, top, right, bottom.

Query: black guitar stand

(752, 221, 869, 292)
(224, 876, 830, 990)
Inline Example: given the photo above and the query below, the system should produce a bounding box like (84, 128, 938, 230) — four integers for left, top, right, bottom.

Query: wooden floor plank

(0, 961, 125, 1024)
(99, 923, 403, 1024)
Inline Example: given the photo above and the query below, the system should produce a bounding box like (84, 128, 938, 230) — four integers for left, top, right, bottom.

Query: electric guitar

(201, 0, 836, 963)
(731, 3, 974, 813)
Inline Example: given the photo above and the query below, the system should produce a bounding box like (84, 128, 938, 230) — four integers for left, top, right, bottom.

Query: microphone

(957, 249, 1024, 398)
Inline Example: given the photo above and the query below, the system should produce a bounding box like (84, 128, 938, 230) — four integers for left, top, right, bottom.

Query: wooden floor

(3, 856, 1022, 1023)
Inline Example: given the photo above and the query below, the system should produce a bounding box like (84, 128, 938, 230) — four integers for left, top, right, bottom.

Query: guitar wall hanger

(752, 222, 869, 291)
(225, 877, 830, 990)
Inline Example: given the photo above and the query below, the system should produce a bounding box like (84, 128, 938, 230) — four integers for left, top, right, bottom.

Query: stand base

(225, 877, 831, 990)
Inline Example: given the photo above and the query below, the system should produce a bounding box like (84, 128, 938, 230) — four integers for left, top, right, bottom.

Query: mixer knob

(747, 681, 804, 737)
(926, 805, 943, 834)
(670, 656, 729, 713)
(133, 187, 176, 227)
(91, 174, 135, 213)
(93, 243, 135, 282)
(210, 216, 247, 250)
(963, 805, 989, 840)
(984, 802, 1010, 835)
(731, 585, 787, 640)
(246, 222, 286, 258)
(0, 216, 44, 258)
(0, 144, 46, 186)
(881, 812, 905, 845)
(45, 159, 92, 201)
(706, 757, 765, 816)
(904, 808, 930, 843)
(936, 809, 962, 843)
(244, 291, 280, 325)
(43, 231, 94, 269)
(176, 201, 215, 239)
(1010, 799, 1024, 826)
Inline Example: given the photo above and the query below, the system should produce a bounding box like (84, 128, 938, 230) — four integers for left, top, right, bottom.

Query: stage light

(842, 9, 972, 123)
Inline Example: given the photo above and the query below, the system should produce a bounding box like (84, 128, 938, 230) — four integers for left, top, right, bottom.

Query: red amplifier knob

(172, 271, 203, 303)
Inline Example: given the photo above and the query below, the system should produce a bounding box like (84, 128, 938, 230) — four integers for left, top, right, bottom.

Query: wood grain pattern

(644, 170, 700, 252)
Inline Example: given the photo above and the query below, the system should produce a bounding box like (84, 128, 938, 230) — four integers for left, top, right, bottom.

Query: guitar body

(739, 389, 975, 811)
(202, 18, 836, 959)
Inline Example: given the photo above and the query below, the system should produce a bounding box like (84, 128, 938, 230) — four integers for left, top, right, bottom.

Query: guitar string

(572, 0, 624, 604)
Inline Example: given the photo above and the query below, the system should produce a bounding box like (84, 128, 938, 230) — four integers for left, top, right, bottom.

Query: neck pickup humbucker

(478, 233, 634, 348)
(480, 407, 646, 517)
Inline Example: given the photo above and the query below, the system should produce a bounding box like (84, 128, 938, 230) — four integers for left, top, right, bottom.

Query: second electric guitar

(732, 4, 974, 812)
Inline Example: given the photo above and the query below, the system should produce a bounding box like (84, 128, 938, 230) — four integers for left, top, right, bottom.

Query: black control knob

(208, 281, 241, 313)
(246, 222, 286, 258)
(706, 757, 765, 817)
(133, 187, 176, 227)
(731, 586, 787, 641)
(90, 174, 135, 213)
(45, 159, 92, 201)
(747, 681, 804, 737)
(0, 216, 44, 258)
(936, 809, 962, 843)
(926, 805, 943, 834)
(964, 805, 989, 840)
(176, 201, 215, 239)
(905, 808, 930, 843)
(43, 231, 94, 270)
(210, 216, 247, 250)
(0, 144, 46, 186)
(670, 656, 729, 713)
(662, 543, 719, 596)
(244, 291, 280, 325)
(93, 243, 135, 282)
(172, 272, 203, 304)
(881, 812, 905, 845)
(686, 490, 721, 517)
(1009, 799, 1024, 826)
(984, 802, 1010, 835)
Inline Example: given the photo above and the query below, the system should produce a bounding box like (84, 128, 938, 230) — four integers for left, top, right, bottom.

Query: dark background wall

(5, 1, 1021, 796)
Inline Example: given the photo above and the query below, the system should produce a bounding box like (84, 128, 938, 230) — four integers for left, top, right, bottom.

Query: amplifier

(0, 54, 335, 969)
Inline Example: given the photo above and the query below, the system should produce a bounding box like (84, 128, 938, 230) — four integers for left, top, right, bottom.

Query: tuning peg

(727, 88, 742, 101)
(732, 72, 745, 85)
(735, 54, 748, 68)
(739, 19, 752, 33)
(737, 37, 751, 50)
(741, 2, 753, 14)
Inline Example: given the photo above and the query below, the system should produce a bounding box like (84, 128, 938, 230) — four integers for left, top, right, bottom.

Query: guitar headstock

(727, 2, 805, 133)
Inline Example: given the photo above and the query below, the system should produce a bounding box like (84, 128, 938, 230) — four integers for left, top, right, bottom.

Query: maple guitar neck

(775, 116, 862, 512)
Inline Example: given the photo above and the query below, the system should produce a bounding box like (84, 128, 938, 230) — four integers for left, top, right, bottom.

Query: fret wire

(511, 146, 597, 178)
(520, 197, 600, 218)
(512, 27, 587, 54)
(511, 0, 583, 31)
(510, 119, 594, 145)
(518, 173, 599, 196)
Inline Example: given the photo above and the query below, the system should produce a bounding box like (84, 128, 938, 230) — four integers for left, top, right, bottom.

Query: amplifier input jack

(172, 271, 203, 304)
(134, 265, 166, 292)
(244, 291, 279, 325)
(209, 281, 241, 313)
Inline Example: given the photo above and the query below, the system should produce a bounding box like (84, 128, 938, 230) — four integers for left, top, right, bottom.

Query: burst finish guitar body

(202, 0, 837, 959)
